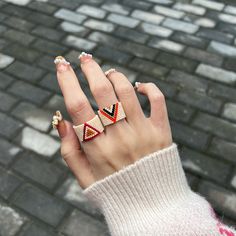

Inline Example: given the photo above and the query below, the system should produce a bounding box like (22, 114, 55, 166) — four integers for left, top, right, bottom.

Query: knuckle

(91, 82, 113, 97)
(116, 83, 134, 96)
(67, 98, 88, 115)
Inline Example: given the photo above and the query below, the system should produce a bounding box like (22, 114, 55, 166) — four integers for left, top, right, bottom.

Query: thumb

(56, 117, 95, 189)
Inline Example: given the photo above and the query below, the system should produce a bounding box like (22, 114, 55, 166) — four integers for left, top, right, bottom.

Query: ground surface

(0, 0, 236, 235)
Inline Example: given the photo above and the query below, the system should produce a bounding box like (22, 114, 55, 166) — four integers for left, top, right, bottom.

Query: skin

(55, 54, 173, 189)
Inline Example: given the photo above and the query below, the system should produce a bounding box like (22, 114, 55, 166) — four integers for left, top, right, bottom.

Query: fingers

(54, 56, 95, 126)
(135, 82, 168, 126)
(105, 70, 145, 124)
(79, 53, 118, 109)
(57, 118, 95, 189)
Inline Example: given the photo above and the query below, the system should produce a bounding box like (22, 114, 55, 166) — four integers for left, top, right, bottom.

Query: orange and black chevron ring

(98, 102, 126, 126)
(73, 115, 104, 142)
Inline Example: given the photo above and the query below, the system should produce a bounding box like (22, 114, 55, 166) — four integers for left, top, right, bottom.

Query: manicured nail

(52, 110, 63, 129)
(105, 68, 116, 76)
(134, 82, 141, 89)
(78, 51, 93, 63)
(54, 56, 70, 72)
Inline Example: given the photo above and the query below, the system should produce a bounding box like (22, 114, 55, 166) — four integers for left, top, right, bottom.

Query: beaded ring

(98, 102, 126, 126)
(73, 115, 104, 142)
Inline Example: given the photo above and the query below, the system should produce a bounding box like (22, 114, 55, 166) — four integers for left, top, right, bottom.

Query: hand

(54, 54, 173, 189)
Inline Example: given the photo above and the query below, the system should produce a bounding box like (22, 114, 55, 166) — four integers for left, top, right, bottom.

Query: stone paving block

(84, 19, 115, 32)
(173, 3, 206, 15)
(122, 0, 151, 11)
(95, 46, 132, 64)
(167, 69, 208, 92)
(13, 185, 69, 227)
(196, 64, 236, 85)
(36, 55, 56, 73)
(8, 80, 51, 105)
(0, 202, 26, 236)
(218, 13, 236, 24)
(163, 18, 199, 34)
(3, 44, 40, 63)
(171, 32, 207, 49)
(0, 25, 7, 34)
(0, 38, 8, 50)
(119, 41, 157, 60)
(56, 176, 101, 217)
(184, 47, 223, 67)
(19, 223, 56, 236)
(130, 58, 168, 77)
(27, 1, 58, 14)
(88, 31, 122, 47)
(154, 5, 185, 19)
(232, 170, 236, 190)
(198, 181, 236, 220)
(49, 0, 81, 10)
(108, 13, 140, 28)
(176, 90, 222, 115)
(192, 0, 224, 11)
(180, 147, 230, 183)
(208, 83, 236, 103)
(64, 35, 97, 51)
(0, 12, 7, 21)
(39, 73, 61, 94)
(2, 4, 31, 17)
(217, 22, 236, 36)
(3, 16, 35, 32)
(170, 121, 209, 150)
(13, 152, 65, 190)
(193, 112, 236, 142)
(27, 12, 60, 27)
(222, 103, 236, 122)
(0, 53, 14, 69)
(113, 26, 149, 44)
(166, 100, 194, 123)
(11, 102, 52, 132)
(4, 29, 35, 46)
(148, 38, 185, 53)
(131, 9, 163, 24)
(157, 52, 197, 72)
(61, 209, 108, 236)
(32, 25, 64, 41)
(0, 138, 22, 166)
(77, 5, 106, 19)
(0, 112, 23, 139)
(0, 72, 15, 89)
(3, 0, 30, 5)
(102, 2, 130, 15)
(15, 127, 60, 157)
(208, 41, 236, 58)
(148, 0, 173, 4)
(224, 5, 236, 15)
(54, 8, 87, 24)
(193, 17, 216, 28)
(209, 137, 236, 164)
(139, 22, 173, 37)
(0, 90, 17, 112)
(0, 168, 22, 200)
(6, 61, 45, 82)
(59, 21, 89, 36)
(32, 39, 67, 56)
(197, 29, 234, 44)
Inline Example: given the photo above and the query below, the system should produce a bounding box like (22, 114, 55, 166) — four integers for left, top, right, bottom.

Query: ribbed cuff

(83, 143, 192, 235)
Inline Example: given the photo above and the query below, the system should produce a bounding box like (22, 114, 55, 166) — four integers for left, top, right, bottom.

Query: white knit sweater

(83, 143, 236, 236)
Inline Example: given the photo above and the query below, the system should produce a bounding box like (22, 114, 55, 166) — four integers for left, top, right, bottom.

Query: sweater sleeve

(82, 143, 236, 236)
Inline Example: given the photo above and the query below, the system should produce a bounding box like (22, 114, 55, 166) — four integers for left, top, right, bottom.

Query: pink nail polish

(78, 52, 93, 63)
(54, 56, 70, 72)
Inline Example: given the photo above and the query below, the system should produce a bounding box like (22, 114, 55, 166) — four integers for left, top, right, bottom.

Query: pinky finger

(56, 118, 95, 189)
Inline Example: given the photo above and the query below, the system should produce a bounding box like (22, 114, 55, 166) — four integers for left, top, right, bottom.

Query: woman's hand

(54, 53, 173, 189)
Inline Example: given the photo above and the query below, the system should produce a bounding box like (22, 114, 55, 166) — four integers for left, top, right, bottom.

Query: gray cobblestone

(60, 21, 89, 36)
(193, 112, 236, 142)
(209, 137, 236, 164)
(122, 0, 151, 10)
(196, 64, 236, 85)
(32, 25, 64, 41)
(27, 1, 58, 14)
(222, 103, 236, 122)
(181, 147, 230, 183)
(3, 16, 35, 32)
(218, 13, 236, 24)
(224, 5, 236, 15)
(16, 127, 60, 157)
(193, 17, 216, 28)
(232, 172, 236, 190)
(102, 2, 130, 15)
(13, 185, 69, 226)
(0, 91, 17, 112)
(0, 53, 14, 69)
(153, 5, 185, 19)
(163, 18, 199, 34)
(208, 41, 236, 57)
(131, 9, 163, 24)
(84, 19, 115, 32)
(77, 5, 106, 19)
(193, 0, 224, 11)
(108, 13, 140, 28)
(173, 3, 206, 15)
(139, 22, 173, 37)
(27, 12, 60, 27)
(39, 73, 60, 93)
(20, 223, 56, 236)
(2, 4, 31, 17)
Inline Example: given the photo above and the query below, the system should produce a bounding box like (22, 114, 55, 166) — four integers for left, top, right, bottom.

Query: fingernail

(54, 56, 70, 72)
(134, 81, 141, 89)
(105, 68, 116, 76)
(52, 110, 63, 129)
(78, 51, 93, 63)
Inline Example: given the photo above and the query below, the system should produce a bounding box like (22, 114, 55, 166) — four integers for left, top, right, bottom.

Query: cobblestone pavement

(0, 0, 236, 235)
